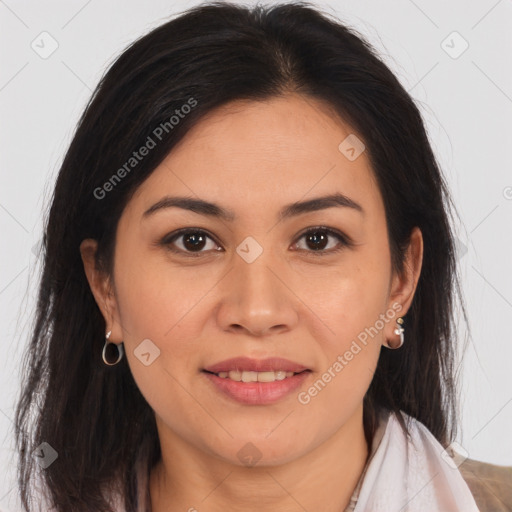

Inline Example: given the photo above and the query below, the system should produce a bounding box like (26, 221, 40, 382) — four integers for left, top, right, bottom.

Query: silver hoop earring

(384, 317, 405, 349)
(102, 330, 124, 366)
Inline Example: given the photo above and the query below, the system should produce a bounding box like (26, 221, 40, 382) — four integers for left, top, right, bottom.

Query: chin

(209, 436, 310, 468)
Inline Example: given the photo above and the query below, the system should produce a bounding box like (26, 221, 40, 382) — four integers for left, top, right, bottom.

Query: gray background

(1, 0, 511, 510)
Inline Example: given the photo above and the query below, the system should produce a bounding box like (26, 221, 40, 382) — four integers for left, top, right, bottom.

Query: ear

(79, 239, 124, 343)
(385, 226, 423, 343)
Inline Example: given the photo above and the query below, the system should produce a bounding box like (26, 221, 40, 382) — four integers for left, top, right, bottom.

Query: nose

(215, 246, 300, 337)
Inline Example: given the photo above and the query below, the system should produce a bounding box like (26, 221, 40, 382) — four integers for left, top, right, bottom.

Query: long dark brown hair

(14, 2, 468, 511)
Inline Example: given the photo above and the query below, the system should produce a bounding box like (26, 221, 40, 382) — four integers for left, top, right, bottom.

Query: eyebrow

(142, 192, 364, 221)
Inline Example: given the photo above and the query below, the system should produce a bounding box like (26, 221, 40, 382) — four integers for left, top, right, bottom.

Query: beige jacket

(459, 458, 512, 512)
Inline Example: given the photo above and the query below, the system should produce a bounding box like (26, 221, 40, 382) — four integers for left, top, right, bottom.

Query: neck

(150, 406, 370, 512)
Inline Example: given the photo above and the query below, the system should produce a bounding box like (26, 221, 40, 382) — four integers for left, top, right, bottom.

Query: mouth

(201, 368, 312, 405)
(202, 356, 311, 374)
(201, 356, 312, 404)
(202, 368, 311, 383)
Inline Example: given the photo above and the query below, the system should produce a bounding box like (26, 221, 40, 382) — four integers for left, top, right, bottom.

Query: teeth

(216, 370, 296, 382)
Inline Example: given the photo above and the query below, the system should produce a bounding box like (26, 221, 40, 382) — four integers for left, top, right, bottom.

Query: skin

(81, 94, 423, 512)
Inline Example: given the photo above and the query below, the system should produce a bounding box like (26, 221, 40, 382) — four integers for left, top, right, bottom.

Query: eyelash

(159, 226, 353, 257)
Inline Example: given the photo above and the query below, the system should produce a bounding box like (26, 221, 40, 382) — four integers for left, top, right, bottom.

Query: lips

(203, 356, 310, 374)
(203, 369, 311, 405)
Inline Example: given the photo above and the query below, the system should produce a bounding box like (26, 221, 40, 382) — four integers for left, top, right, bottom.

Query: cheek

(112, 250, 206, 415)
(306, 251, 390, 339)
(113, 242, 214, 338)
(300, 246, 390, 395)
(299, 265, 387, 416)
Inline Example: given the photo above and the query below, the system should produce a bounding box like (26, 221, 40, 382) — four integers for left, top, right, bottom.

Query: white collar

(346, 409, 480, 512)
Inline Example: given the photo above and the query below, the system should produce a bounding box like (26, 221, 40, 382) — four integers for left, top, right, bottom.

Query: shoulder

(458, 458, 512, 512)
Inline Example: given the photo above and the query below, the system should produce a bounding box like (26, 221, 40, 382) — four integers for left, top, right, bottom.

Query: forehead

(129, 94, 382, 220)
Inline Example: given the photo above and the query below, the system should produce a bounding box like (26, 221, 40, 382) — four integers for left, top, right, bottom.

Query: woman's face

(82, 94, 422, 467)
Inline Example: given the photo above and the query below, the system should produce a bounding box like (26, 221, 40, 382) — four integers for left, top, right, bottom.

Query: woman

(14, 2, 512, 511)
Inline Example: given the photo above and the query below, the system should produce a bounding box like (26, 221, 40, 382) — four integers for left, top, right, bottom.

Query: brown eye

(160, 226, 351, 258)
(162, 229, 221, 255)
(181, 232, 208, 251)
(304, 230, 329, 251)
(294, 227, 350, 254)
